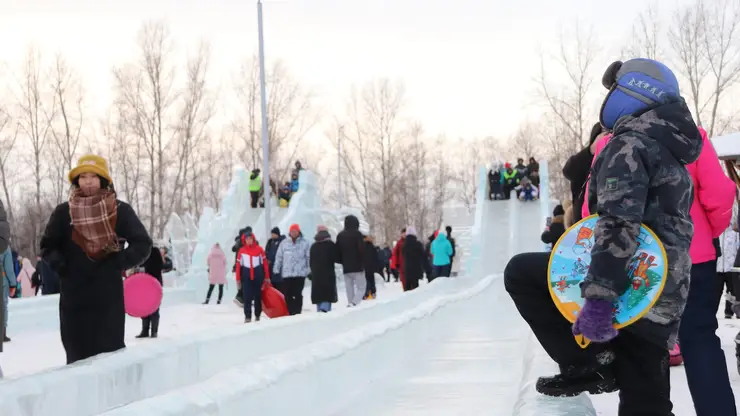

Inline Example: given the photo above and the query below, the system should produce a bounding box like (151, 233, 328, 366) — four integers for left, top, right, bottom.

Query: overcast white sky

(0, 0, 696, 139)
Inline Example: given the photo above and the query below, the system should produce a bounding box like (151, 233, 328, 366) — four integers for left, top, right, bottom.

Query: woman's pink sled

(124, 272, 163, 317)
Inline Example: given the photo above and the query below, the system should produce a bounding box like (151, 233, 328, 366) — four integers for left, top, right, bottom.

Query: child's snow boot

(536, 359, 617, 397)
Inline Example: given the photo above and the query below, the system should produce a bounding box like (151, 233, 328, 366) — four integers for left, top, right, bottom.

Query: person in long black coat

(309, 226, 338, 312)
(402, 227, 426, 291)
(136, 246, 164, 338)
(40, 155, 152, 365)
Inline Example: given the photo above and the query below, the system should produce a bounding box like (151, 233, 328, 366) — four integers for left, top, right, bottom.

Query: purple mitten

(572, 299, 618, 342)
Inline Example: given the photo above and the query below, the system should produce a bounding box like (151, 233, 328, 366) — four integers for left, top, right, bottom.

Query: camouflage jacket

(584, 99, 703, 349)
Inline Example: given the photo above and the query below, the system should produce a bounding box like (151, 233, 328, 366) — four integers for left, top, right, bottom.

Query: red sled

(124, 272, 163, 318)
(262, 282, 288, 318)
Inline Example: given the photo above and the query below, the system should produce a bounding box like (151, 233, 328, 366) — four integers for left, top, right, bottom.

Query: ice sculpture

(164, 213, 193, 277)
(184, 168, 344, 300)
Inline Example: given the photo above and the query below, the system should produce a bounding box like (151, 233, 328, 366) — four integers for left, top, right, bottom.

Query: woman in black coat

(309, 226, 338, 312)
(40, 155, 152, 365)
(136, 246, 164, 338)
(402, 227, 426, 291)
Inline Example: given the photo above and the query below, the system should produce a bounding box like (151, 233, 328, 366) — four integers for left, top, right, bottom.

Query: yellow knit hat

(68, 154, 113, 184)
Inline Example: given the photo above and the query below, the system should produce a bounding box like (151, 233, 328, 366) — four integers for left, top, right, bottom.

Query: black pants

(249, 191, 259, 208)
(365, 271, 376, 296)
(391, 269, 399, 282)
(283, 277, 306, 315)
(242, 276, 264, 320)
(504, 252, 673, 416)
(680, 262, 737, 416)
(206, 284, 224, 302)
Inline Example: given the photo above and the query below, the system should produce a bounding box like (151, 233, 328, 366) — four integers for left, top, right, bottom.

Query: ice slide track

(0, 204, 596, 415)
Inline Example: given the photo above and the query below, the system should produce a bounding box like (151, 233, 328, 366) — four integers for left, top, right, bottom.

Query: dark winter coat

(402, 235, 426, 287)
(363, 241, 379, 280)
(143, 247, 164, 285)
(309, 230, 338, 304)
(584, 100, 703, 349)
(563, 123, 603, 223)
(514, 163, 528, 179)
(562, 146, 594, 223)
(541, 215, 566, 245)
(0, 199, 9, 353)
(335, 215, 365, 273)
(37, 258, 60, 295)
(265, 235, 286, 282)
(40, 200, 152, 364)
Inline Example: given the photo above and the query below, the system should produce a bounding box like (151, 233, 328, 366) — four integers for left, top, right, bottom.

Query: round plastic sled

(262, 283, 288, 318)
(548, 214, 667, 348)
(124, 272, 163, 317)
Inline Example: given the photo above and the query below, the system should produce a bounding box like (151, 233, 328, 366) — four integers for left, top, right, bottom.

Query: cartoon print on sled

(548, 215, 668, 347)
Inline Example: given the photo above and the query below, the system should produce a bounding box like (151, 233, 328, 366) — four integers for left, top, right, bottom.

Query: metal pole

(337, 125, 343, 209)
(257, 0, 271, 238)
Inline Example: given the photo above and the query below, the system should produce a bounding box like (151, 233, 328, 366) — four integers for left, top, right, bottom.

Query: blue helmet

(599, 58, 680, 129)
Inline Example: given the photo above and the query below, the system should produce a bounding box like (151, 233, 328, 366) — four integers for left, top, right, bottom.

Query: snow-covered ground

(591, 314, 740, 415)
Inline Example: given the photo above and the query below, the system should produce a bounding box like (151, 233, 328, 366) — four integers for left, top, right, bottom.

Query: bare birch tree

(14, 46, 56, 249)
(623, 3, 663, 60)
(174, 41, 214, 217)
(232, 58, 317, 183)
(113, 20, 178, 236)
(46, 54, 85, 203)
(0, 109, 18, 224)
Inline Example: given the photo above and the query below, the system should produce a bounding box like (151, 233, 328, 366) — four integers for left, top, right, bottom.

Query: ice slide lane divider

(0, 277, 474, 416)
(99, 274, 500, 415)
(7, 288, 197, 334)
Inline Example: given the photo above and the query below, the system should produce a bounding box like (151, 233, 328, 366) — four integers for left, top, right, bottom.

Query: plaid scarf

(69, 188, 121, 260)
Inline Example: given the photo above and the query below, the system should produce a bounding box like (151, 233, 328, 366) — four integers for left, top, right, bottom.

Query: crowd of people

(504, 57, 740, 416)
(488, 157, 540, 201)
(205, 219, 458, 322)
(248, 161, 304, 208)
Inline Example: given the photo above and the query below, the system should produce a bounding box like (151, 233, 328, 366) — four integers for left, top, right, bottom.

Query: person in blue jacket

(430, 231, 453, 280)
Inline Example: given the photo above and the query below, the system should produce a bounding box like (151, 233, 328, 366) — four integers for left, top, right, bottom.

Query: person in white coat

(274, 224, 310, 315)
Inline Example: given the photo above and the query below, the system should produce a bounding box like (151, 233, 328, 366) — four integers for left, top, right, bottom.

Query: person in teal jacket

(430, 231, 453, 280)
(1, 247, 16, 343)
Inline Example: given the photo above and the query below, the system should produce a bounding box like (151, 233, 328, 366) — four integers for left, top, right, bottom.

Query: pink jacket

(581, 134, 612, 219)
(686, 128, 735, 264)
(581, 128, 735, 264)
(207, 244, 228, 285)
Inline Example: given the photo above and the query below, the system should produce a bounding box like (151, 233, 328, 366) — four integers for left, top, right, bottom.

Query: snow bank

(7, 288, 196, 334)
(100, 275, 498, 415)
(0, 276, 472, 416)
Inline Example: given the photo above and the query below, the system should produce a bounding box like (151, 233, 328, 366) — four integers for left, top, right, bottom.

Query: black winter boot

(136, 318, 151, 338)
(202, 297, 210, 305)
(150, 315, 159, 338)
(536, 361, 618, 397)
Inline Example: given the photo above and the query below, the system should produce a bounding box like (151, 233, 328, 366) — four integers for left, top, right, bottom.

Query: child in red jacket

(236, 230, 270, 323)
